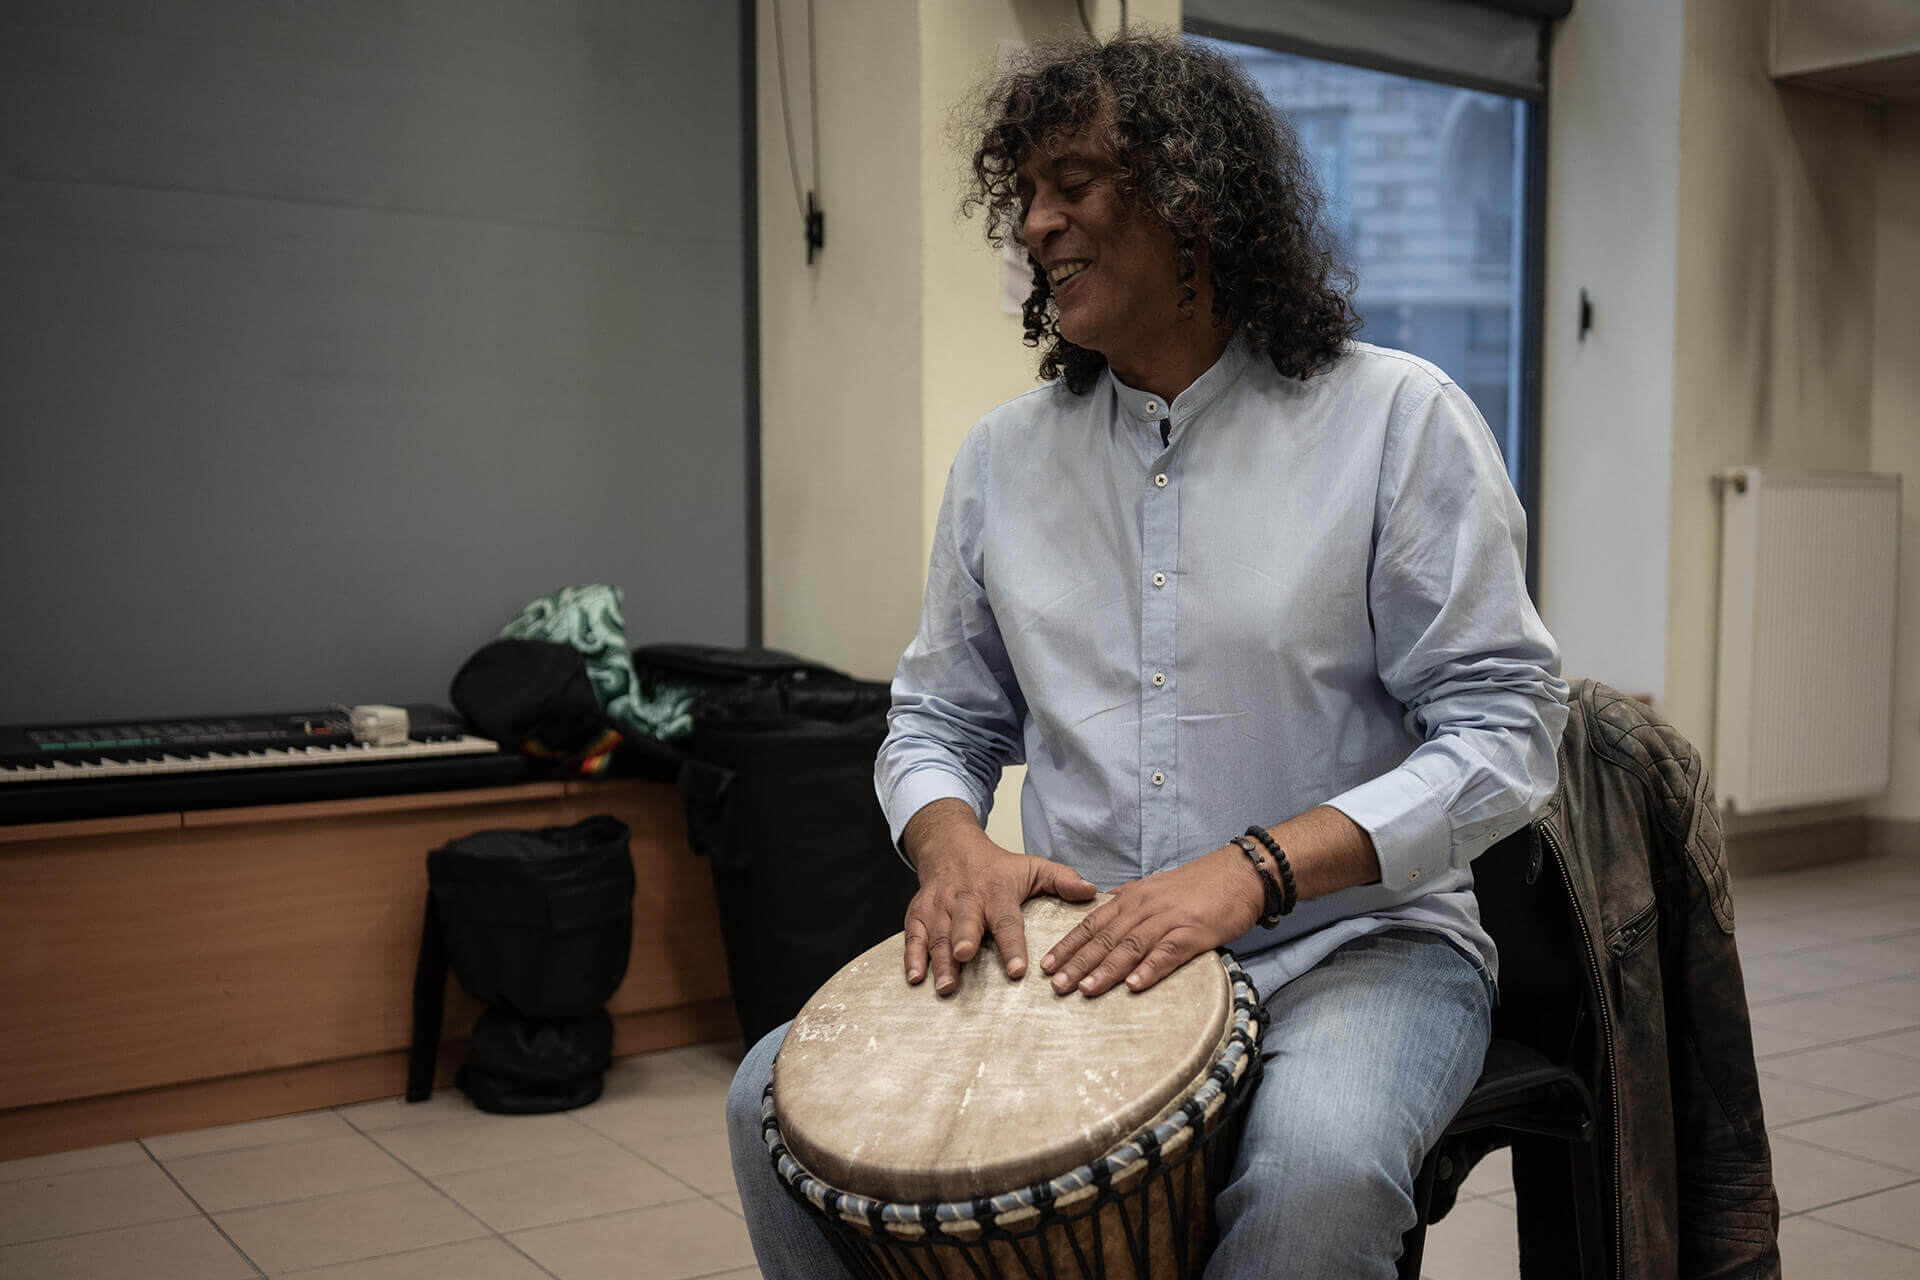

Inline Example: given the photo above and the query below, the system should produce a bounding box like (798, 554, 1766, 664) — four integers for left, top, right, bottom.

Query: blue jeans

(726, 927, 1492, 1280)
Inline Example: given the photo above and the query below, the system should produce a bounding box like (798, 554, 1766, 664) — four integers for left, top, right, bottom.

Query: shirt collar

(1104, 329, 1256, 426)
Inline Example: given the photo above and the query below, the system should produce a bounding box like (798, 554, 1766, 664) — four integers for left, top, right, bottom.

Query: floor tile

(1785, 1102, 1920, 1174)
(214, 1180, 486, 1274)
(1414, 1195, 1519, 1280)
(1760, 1045, 1920, 1103)
(573, 1071, 731, 1146)
(1751, 1025, 1834, 1059)
(612, 1122, 738, 1198)
(1757, 1074, 1874, 1127)
(431, 1143, 698, 1232)
(510, 1198, 757, 1280)
(1748, 996, 1919, 1042)
(0, 1142, 147, 1185)
(1738, 923, 1862, 960)
(276, 1236, 550, 1278)
(145, 1110, 357, 1161)
(163, 1133, 414, 1212)
(0, 1160, 198, 1246)
(1831, 979, 1920, 1020)
(658, 1040, 748, 1084)
(1454, 1149, 1512, 1199)
(1809, 1178, 1920, 1250)
(335, 1093, 483, 1134)
(0, 1215, 256, 1279)
(1856, 1028, 1920, 1062)
(369, 1112, 610, 1177)
(701, 1270, 760, 1280)
(595, 1053, 720, 1105)
(1739, 953, 1887, 998)
(1802, 939, 1920, 980)
(1797, 904, 1920, 940)
(1778, 1215, 1920, 1279)
(712, 1191, 745, 1218)
(1769, 1136, 1915, 1213)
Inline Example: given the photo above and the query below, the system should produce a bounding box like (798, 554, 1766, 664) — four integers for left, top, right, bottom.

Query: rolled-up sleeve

(1325, 379, 1570, 891)
(876, 425, 1029, 852)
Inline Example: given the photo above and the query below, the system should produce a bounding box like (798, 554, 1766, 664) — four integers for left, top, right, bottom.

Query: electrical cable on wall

(774, 0, 824, 263)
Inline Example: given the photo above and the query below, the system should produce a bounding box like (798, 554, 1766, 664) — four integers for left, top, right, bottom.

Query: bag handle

(405, 892, 448, 1102)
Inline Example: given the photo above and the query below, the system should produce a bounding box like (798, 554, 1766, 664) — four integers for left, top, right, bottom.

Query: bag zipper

(1540, 823, 1623, 1279)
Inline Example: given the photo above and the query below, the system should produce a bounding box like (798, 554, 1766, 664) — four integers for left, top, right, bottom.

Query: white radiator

(1714, 468, 1902, 813)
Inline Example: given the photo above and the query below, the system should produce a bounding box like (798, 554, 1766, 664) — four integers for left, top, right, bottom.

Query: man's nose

(1023, 195, 1066, 246)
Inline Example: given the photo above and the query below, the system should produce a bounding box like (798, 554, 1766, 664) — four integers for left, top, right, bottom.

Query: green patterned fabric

(499, 584, 698, 742)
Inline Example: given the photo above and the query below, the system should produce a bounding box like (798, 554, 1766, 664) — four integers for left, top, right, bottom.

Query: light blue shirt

(876, 334, 1569, 996)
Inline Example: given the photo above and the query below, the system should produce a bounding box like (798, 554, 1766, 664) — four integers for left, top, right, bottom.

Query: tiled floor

(4, 854, 1918, 1279)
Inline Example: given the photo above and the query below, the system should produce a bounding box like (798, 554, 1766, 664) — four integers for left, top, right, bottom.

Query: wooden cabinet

(0, 780, 734, 1160)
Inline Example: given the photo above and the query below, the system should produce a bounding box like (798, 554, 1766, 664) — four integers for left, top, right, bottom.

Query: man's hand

(1040, 846, 1264, 997)
(902, 799, 1096, 996)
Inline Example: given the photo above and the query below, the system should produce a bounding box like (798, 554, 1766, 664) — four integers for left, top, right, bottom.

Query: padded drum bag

(678, 680, 920, 1045)
(406, 815, 634, 1110)
(430, 814, 634, 1018)
(456, 1008, 615, 1114)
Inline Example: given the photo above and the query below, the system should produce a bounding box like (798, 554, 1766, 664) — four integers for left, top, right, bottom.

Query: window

(1188, 35, 1539, 524)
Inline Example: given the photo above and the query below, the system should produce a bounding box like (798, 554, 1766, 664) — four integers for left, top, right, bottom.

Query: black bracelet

(1245, 826, 1297, 916)
(1231, 835, 1285, 928)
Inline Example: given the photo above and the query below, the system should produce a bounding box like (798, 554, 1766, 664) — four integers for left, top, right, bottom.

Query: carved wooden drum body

(763, 896, 1266, 1279)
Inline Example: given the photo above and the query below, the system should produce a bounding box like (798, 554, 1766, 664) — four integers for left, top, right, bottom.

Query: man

(728, 33, 1567, 1278)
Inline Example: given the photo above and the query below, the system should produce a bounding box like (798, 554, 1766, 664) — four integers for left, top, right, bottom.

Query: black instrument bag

(407, 815, 634, 1111)
(663, 664, 920, 1046)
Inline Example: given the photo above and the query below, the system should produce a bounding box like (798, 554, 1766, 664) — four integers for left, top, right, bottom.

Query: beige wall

(1871, 106, 1920, 821)
(757, 0, 927, 682)
(1536, 0, 1684, 703)
(1667, 0, 1881, 763)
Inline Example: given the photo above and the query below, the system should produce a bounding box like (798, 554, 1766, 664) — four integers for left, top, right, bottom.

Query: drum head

(772, 895, 1231, 1202)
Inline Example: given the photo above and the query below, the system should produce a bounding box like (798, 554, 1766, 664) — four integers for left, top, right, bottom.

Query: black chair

(1396, 826, 1609, 1280)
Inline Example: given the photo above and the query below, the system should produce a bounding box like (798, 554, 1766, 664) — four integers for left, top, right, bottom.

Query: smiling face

(1017, 138, 1191, 378)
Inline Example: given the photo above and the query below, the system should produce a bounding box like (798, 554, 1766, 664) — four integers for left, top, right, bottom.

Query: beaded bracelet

(1231, 835, 1285, 928)
(1244, 826, 1297, 916)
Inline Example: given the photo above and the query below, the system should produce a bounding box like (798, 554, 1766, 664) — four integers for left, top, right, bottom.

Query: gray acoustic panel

(0, 1, 749, 725)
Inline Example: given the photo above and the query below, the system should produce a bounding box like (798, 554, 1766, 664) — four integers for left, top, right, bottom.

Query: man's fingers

(929, 933, 959, 996)
(949, 893, 987, 965)
(1074, 927, 1151, 997)
(987, 900, 1030, 979)
(903, 917, 929, 984)
(1045, 907, 1135, 994)
(1120, 931, 1198, 994)
(1037, 858, 1098, 902)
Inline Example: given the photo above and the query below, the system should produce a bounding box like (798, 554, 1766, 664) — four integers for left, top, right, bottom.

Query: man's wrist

(1221, 842, 1273, 922)
(901, 797, 987, 872)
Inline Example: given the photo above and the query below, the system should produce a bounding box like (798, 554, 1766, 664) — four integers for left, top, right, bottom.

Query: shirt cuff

(883, 768, 989, 857)
(1324, 768, 1452, 892)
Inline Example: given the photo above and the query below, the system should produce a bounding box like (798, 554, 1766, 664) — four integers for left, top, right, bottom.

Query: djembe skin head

(769, 895, 1256, 1280)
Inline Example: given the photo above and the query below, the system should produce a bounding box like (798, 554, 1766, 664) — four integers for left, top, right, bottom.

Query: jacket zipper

(1540, 823, 1623, 1280)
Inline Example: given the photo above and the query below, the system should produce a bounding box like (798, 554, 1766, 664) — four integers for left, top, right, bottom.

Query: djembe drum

(762, 896, 1265, 1280)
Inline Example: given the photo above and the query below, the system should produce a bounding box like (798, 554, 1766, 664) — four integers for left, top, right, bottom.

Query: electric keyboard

(0, 706, 528, 825)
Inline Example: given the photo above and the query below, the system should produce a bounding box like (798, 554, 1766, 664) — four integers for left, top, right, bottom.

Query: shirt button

(1153, 473, 1168, 488)
(1144, 400, 1159, 414)
(1151, 672, 1165, 687)
(1151, 771, 1166, 787)
(1151, 572, 1167, 588)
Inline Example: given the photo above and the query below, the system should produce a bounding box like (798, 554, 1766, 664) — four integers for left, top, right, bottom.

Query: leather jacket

(1529, 679, 1781, 1278)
